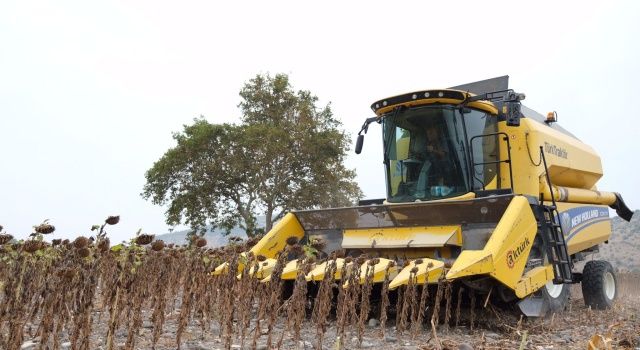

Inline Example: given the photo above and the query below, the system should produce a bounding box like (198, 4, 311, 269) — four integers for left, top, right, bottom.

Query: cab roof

(370, 89, 498, 116)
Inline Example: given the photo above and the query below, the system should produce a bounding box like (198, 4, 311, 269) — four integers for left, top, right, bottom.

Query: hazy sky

(1, 1, 639, 243)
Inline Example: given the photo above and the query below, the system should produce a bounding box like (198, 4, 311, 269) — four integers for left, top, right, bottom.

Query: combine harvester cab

(216, 76, 633, 317)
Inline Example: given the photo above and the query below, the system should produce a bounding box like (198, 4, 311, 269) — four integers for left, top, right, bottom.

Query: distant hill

(595, 210, 640, 272)
(155, 227, 248, 247)
(156, 216, 265, 247)
(157, 212, 640, 272)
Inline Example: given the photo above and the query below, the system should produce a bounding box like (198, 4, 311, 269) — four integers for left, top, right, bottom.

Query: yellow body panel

(497, 118, 612, 201)
(213, 261, 230, 275)
(554, 202, 612, 255)
(568, 220, 611, 254)
(249, 212, 304, 259)
(446, 251, 494, 279)
(389, 258, 445, 290)
(342, 225, 461, 249)
(306, 258, 346, 281)
(213, 252, 248, 275)
(447, 196, 538, 289)
(245, 258, 277, 279)
(283, 259, 307, 280)
(358, 258, 399, 284)
(515, 265, 555, 298)
(484, 196, 538, 288)
(524, 119, 602, 189)
(260, 259, 303, 282)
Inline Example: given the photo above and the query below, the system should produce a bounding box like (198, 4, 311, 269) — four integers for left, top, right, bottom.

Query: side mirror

(355, 116, 378, 154)
(503, 91, 525, 127)
(355, 134, 364, 154)
(505, 101, 521, 127)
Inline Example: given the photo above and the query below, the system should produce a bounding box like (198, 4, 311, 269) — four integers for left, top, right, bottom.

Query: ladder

(539, 147, 573, 284)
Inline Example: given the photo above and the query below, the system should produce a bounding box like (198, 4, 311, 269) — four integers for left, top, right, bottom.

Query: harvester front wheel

(581, 260, 616, 310)
(536, 235, 570, 313)
(542, 280, 570, 314)
(516, 280, 569, 317)
(518, 235, 570, 317)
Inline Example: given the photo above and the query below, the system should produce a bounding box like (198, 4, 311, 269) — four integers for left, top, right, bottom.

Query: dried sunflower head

(151, 240, 165, 251)
(256, 254, 267, 262)
(285, 236, 299, 246)
(73, 236, 89, 249)
(77, 247, 91, 258)
(290, 243, 304, 257)
(135, 234, 154, 245)
(97, 238, 110, 252)
(414, 259, 424, 265)
(23, 240, 43, 253)
(410, 267, 419, 274)
(34, 222, 55, 234)
(0, 233, 13, 245)
(195, 238, 207, 248)
(51, 238, 62, 246)
(105, 215, 120, 225)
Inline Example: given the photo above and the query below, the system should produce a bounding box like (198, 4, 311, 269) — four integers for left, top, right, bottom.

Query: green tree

(143, 73, 362, 237)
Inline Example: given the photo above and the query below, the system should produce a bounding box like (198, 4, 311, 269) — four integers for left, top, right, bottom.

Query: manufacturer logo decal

(544, 142, 568, 159)
(506, 237, 531, 268)
(569, 209, 606, 228)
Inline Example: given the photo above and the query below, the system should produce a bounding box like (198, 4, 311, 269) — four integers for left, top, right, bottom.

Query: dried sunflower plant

(1, 216, 604, 350)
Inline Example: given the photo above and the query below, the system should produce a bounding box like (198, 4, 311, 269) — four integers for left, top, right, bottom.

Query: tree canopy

(142, 73, 362, 237)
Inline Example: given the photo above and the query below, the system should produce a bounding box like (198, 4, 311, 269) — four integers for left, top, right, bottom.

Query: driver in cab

(414, 123, 454, 198)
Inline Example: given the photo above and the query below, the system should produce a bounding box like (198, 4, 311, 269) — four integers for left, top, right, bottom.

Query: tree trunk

(265, 205, 274, 233)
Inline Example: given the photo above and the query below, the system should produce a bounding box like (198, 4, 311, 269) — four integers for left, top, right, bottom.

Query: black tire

(541, 280, 570, 314)
(516, 279, 569, 317)
(518, 234, 569, 316)
(532, 234, 570, 314)
(582, 260, 617, 309)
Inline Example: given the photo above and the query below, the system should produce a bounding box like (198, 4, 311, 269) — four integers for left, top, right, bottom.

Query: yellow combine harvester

(215, 76, 633, 317)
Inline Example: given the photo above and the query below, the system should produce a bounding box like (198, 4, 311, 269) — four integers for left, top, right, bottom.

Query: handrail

(469, 132, 514, 193)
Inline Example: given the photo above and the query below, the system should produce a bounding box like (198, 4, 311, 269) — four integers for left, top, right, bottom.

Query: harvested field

(1, 233, 639, 350)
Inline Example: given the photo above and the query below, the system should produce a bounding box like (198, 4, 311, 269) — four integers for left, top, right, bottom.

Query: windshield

(383, 106, 498, 202)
